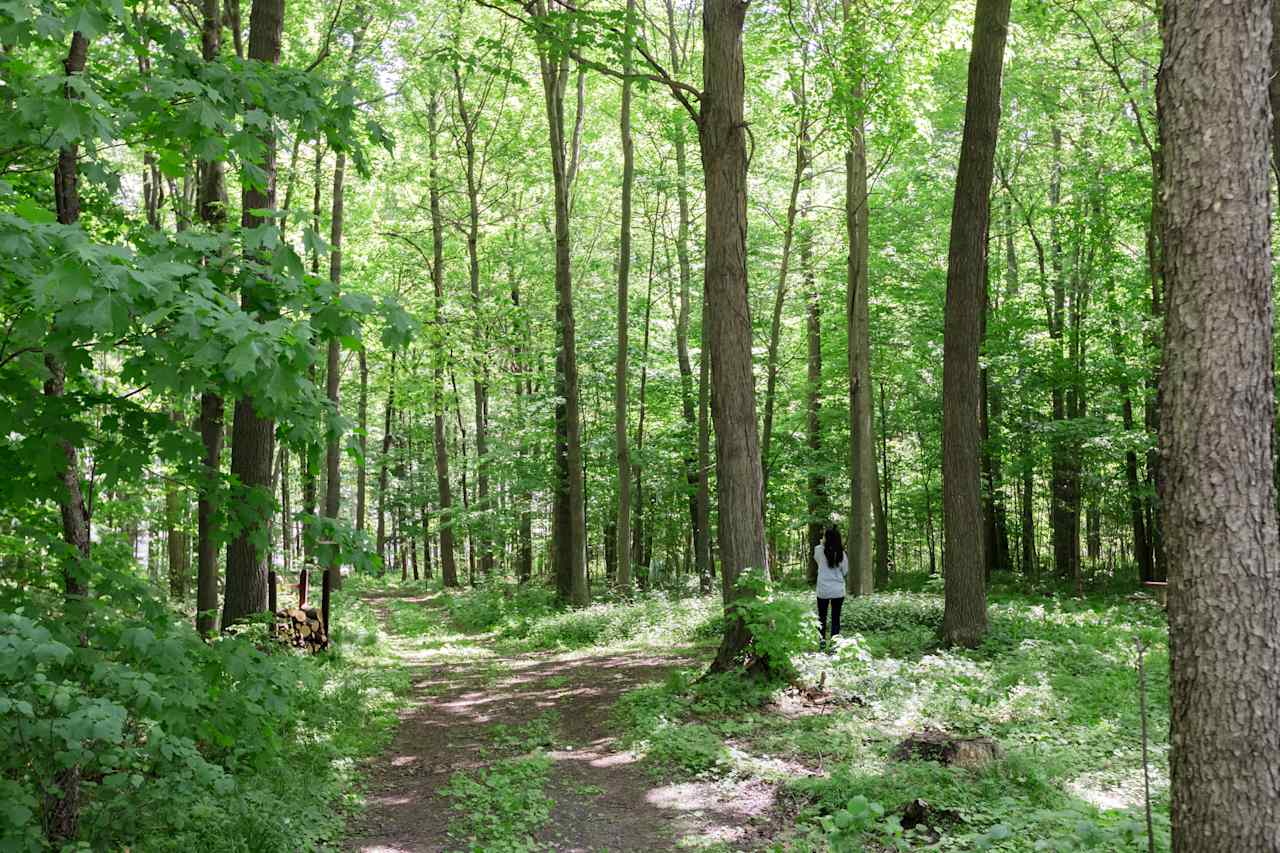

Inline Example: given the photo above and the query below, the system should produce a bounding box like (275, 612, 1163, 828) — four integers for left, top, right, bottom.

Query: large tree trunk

(614, 0, 635, 593)
(222, 0, 284, 627)
(1158, 2, 1280, 846)
(536, 0, 588, 606)
(451, 66, 493, 579)
(426, 93, 458, 587)
(940, 0, 1010, 648)
(841, 17, 875, 595)
(702, 0, 768, 672)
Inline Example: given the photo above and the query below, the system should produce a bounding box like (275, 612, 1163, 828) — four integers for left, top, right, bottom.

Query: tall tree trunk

(357, 349, 368, 533)
(427, 92, 459, 587)
(1158, 1, 1280, 844)
(452, 66, 493, 578)
(223, 0, 284, 627)
(840, 8, 875, 595)
(614, 0, 636, 593)
(324, 153, 345, 590)
(509, 235, 534, 584)
(42, 39, 92, 838)
(940, 0, 1010, 648)
(631, 243, 655, 579)
(802, 209, 824, 587)
(536, 0, 588, 606)
(46, 32, 91, 611)
(664, 0, 708, 592)
(702, 0, 768, 672)
(872, 381, 890, 586)
(376, 351, 396, 570)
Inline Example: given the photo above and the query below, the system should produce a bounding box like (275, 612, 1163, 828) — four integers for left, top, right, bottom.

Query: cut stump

(893, 730, 1002, 770)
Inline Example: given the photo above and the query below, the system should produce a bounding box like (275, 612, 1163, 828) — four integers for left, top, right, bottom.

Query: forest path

(344, 588, 779, 852)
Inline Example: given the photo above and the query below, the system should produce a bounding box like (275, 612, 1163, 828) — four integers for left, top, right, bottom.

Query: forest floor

(342, 578, 1173, 852)
(345, 587, 788, 852)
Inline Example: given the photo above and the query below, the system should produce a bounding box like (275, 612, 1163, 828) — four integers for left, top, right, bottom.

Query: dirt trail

(345, 591, 783, 852)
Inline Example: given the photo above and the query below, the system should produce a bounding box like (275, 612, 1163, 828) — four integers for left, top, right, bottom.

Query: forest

(2, 0, 1277, 848)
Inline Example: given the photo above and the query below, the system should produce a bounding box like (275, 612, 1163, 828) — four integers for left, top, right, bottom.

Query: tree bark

(222, 0, 284, 627)
(357, 349, 368, 533)
(614, 0, 635, 594)
(940, 0, 1010, 648)
(1159, 1, 1280, 846)
(427, 92, 459, 587)
(376, 350, 396, 570)
(840, 5, 875, 595)
(451, 65, 493, 579)
(45, 31, 91, 614)
(701, 0, 768, 672)
(536, 0, 588, 606)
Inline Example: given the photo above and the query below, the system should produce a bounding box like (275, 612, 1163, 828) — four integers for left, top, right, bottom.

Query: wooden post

(298, 568, 309, 608)
(268, 569, 277, 613)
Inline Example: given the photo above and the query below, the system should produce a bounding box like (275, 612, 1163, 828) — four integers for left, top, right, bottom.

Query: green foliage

(645, 721, 731, 776)
(441, 753, 554, 852)
(0, 581, 405, 852)
(730, 568, 818, 676)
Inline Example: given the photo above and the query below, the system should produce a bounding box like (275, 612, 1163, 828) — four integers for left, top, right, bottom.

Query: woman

(814, 527, 848, 650)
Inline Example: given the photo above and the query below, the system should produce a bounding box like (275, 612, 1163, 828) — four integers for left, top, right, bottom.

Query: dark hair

(823, 527, 844, 569)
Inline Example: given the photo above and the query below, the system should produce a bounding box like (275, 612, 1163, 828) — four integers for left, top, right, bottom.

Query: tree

(940, 0, 1011, 648)
(222, 0, 286, 627)
(702, 0, 769, 671)
(614, 0, 636, 594)
(1158, 0, 1280, 845)
(534, 0, 589, 606)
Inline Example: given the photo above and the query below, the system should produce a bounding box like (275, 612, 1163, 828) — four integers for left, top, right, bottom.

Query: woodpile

(275, 607, 329, 652)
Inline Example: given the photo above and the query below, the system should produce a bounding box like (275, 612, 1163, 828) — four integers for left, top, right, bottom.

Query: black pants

(817, 596, 844, 641)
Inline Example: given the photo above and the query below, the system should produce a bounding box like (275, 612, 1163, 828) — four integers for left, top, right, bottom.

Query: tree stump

(893, 729, 1002, 770)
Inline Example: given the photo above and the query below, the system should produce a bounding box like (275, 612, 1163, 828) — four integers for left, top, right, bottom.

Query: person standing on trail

(814, 527, 848, 650)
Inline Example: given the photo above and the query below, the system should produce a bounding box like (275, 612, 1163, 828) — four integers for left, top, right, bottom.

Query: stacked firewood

(275, 606, 328, 652)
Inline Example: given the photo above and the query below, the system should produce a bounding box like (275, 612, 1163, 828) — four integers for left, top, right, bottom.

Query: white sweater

(814, 544, 849, 598)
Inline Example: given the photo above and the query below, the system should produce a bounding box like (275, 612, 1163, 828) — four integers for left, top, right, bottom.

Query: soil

(344, 590, 789, 852)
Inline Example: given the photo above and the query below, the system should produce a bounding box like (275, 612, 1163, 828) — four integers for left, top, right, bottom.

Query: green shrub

(646, 721, 731, 775)
(0, 576, 405, 852)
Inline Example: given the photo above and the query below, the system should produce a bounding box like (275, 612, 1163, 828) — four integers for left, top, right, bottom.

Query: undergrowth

(0, 572, 409, 852)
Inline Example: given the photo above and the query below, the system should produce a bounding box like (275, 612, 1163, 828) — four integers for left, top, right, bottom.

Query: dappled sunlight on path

(344, 588, 782, 852)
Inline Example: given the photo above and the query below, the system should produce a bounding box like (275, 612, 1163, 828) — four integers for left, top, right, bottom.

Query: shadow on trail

(345, 588, 783, 852)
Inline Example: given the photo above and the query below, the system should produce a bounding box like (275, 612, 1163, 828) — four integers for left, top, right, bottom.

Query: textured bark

(222, 0, 284, 627)
(614, 0, 635, 593)
(701, 0, 768, 672)
(45, 32, 91, 612)
(940, 0, 1010, 648)
(196, 392, 223, 634)
(426, 93, 459, 588)
(451, 65, 493, 578)
(165, 452, 191, 600)
(841, 15, 874, 595)
(632, 255, 655, 577)
(376, 351, 396, 569)
(1158, 1, 1280, 846)
(324, 149, 345, 590)
(536, 0, 588, 606)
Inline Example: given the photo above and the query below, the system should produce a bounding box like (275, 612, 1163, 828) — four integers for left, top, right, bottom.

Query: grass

(350, 572, 1171, 852)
